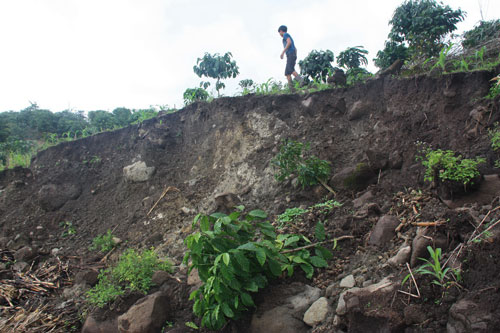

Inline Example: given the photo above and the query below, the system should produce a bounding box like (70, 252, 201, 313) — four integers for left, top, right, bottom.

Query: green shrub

(89, 230, 117, 253)
(489, 123, 500, 167)
(183, 208, 333, 330)
(183, 87, 209, 105)
(486, 74, 500, 100)
(417, 148, 485, 185)
(87, 248, 172, 307)
(462, 19, 500, 49)
(272, 139, 331, 188)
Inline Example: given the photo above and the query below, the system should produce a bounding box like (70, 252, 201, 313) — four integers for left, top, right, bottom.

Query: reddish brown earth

(1, 69, 500, 332)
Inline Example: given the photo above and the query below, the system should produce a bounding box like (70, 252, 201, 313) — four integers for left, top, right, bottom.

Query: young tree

(193, 52, 239, 96)
(337, 46, 368, 70)
(388, 0, 465, 58)
(298, 49, 335, 83)
(374, 40, 409, 70)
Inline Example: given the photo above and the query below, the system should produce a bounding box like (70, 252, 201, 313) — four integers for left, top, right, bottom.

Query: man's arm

(280, 37, 292, 59)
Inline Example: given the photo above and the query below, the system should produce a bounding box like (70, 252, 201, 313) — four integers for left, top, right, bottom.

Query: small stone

(339, 275, 355, 288)
(152, 270, 170, 286)
(51, 248, 61, 256)
(75, 270, 99, 286)
(303, 297, 330, 326)
(388, 246, 411, 266)
(14, 246, 37, 262)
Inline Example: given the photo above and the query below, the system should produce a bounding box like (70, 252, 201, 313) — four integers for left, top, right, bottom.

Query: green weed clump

(86, 248, 172, 307)
(276, 199, 342, 228)
(184, 207, 334, 330)
(272, 139, 331, 188)
(403, 246, 460, 288)
(417, 147, 485, 185)
(89, 230, 117, 253)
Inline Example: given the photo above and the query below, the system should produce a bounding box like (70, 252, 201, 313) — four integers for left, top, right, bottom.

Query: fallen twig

(317, 179, 336, 196)
(147, 186, 180, 216)
(411, 220, 447, 227)
(398, 263, 420, 299)
(281, 235, 353, 254)
(468, 205, 500, 244)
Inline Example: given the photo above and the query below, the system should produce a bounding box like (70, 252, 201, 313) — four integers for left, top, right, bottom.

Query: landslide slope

(1, 70, 500, 332)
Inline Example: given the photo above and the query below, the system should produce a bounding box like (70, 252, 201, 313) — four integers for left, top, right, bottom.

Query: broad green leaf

(221, 302, 235, 318)
(214, 254, 222, 266)
(245, 280, 259, 292)
(241, 292, 255, 306)
(214, 219, 222, 234)
(200, 216, 211, 232)
(193, 213, 202, 228)
(315, 221, 326, 241)
(268, 258, 283, 277)
(249, 209, 267, 219)
(238, 242, 258, 251)
(315, 246, 333, 260)
(233, 251, 250, 271)
(300, 263, 314, 279)
(185, 321, 199, 329)
(309, 256, 328, 268)
(223, 253, 230, 266)
(211, 212, 227, 219)
(256, 248, 266, 266)
(284, 235, 300, 247)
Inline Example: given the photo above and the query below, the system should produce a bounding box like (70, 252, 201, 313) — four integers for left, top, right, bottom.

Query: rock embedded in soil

(117, 291, 170, 333)
(339, 274, 355, 288)
(368, 215, 400, 247)
(13, 246, 37, 262)
(75, 270, 99, 286)
(387, 245, 411, 266)
(250, 305, 309, 333)
(82, 315, 119, 333)
(303, 297, 330, 327)
(123, 161, 156, 183)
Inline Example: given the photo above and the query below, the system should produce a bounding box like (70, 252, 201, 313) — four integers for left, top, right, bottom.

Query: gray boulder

(368, 215, 400, 247)
(117, 291, 170, 333)
(123, 161, 155, 183)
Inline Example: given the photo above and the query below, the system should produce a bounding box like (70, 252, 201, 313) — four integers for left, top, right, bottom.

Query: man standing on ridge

(278, 25, 303, 91)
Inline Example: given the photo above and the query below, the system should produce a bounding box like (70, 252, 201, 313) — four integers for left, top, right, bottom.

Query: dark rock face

(37, 183, 81, 211)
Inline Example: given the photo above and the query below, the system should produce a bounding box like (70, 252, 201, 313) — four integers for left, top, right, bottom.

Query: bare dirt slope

(1, 70, 500, 332)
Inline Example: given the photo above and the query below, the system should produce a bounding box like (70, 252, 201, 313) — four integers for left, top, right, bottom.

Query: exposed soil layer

(1, 70, 500, 332)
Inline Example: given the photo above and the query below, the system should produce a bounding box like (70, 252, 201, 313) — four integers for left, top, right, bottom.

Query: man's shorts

(285, 51, 297, 76)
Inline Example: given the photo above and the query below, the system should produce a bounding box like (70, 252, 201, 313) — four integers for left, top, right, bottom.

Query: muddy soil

(1, 70, 500, 332)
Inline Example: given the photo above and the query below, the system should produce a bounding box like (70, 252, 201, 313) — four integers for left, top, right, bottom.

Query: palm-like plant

(337, 46, 368, 70)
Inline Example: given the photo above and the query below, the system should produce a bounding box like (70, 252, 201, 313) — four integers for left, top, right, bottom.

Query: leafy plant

(89, 230, 117, 253)
(462, 19, 500, 49)
(430, 43, 453, 72)
(183, 208, 333, 330)
(374, 40, 409, 70)
(310, 199, 342, 214)
(193, 52, 239, 96)
(255, 78, 285, 95)
(299, 49, 335, 83)
(87, 248, 172, 307)
(239, 79, 254, 95)
(346, 68, 373, 85)
(489, 123, 500, 167)
(337, 46, 368, 70)
(486, 74, 500, 99)
(388, 0, 464, 59)
(60, 221, 76, 237)
(417, 148, 485, 185)
(403, 246, 459, 288)
(276, 207, 308, 227)
(183, 87, 209, 105)
(272, 139, 331, 188)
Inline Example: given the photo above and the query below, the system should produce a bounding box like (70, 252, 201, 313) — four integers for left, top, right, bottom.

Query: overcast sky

(0, 0, 498, 113)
